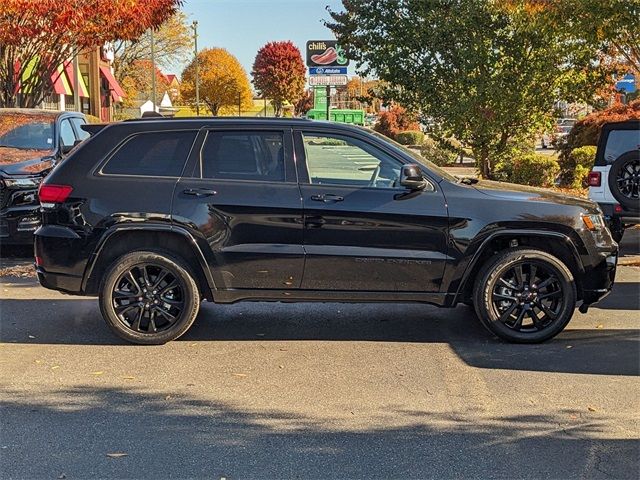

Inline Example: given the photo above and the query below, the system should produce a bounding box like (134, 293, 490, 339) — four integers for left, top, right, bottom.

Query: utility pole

(238, 91, 241, 116)
(192, 21, 200, 116)
(150, 29, 157, 112)
(72, 54, 80, 112)
(325, 85, 330, 121)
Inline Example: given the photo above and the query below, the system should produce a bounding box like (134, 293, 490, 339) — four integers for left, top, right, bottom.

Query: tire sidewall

(608, 151, 640, 210)
(99, 251, 200, 345)
(474, 249, 577, 343)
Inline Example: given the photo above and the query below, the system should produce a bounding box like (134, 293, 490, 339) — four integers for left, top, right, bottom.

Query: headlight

(2, 177, 42, 188)
(582, 213, 605, 231)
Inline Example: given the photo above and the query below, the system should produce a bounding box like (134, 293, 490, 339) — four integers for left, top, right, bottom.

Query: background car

(588, 120, 640, 242)
(541, 118, 576, 149)
(0, 108, 89, 244)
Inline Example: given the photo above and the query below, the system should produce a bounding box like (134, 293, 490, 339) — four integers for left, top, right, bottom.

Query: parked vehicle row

(0, 109, 88, 244)
(35, 117, 617, 345)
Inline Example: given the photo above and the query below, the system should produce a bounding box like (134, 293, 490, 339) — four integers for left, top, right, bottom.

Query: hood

(0, 147, 55, 175)
(473, 179, 599, 213)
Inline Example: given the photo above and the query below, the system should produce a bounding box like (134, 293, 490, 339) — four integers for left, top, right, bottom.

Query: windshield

(0, 113, 55, 150)
(363, 128, 459, 182)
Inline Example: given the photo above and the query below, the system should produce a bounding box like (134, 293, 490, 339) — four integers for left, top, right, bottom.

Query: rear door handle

(183, 188, 217, 198)
(310, 193, 344, 203)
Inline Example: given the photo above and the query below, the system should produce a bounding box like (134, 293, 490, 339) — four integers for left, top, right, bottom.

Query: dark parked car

(0, 109, 89, 244)
(35, 118, 617, 344)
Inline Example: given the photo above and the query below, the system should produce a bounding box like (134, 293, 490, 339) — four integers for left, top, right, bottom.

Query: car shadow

(1, 385, 637, 479)
(594, 282, 640, 310)
(2, 294, 638, 376)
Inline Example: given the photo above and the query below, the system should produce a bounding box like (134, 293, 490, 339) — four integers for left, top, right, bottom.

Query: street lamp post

(150, 29, 157, 112)
(192, 21, 200, 116)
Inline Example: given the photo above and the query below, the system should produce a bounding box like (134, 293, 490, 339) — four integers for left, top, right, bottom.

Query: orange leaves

(180, 48, 253, 116)
(0, 0, 182, 47)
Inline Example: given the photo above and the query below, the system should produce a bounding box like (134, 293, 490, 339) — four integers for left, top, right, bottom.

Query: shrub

(85, 114, 102, 124)
(495, 153, 560, 187)
(420, 137, 457, 166)
(373, 105, 420, 139)
(395, 130, 425, 145)
(558, 99, 640, 185)
(562, 145, 597, 189)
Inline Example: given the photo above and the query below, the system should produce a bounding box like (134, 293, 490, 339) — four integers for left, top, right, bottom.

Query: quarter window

(302, 133, 402, 188)
(201, 131, 285, 181)
(59, 119, 76, 148)
(103, 131, 196, 177)
(70, 117, 90, 141)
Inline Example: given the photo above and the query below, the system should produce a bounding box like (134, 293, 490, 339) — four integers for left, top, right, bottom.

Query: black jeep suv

(35, 118, 617, 344)
(1, 109, 89, 244)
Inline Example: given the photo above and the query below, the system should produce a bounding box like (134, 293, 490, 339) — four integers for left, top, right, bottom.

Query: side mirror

(400, 164, 428, 190)
(60, 143, 74, 155)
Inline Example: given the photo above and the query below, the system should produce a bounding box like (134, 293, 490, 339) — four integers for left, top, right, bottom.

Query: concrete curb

(619, 256, 640, 266)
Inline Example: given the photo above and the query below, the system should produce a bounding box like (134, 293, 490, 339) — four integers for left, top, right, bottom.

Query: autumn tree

(252, 41, 306, 117)
(328, 0, 610, 178)
(294, 89, 314, 117)
(0, 0, 181, 108)
(113, 11, 192, 87)
(119, 60, 171, 109)
(180, 48, 253, 116)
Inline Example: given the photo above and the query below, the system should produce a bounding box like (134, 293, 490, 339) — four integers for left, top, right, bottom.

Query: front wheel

(99, 250, 200, 345)
(473, 248, 576, 343)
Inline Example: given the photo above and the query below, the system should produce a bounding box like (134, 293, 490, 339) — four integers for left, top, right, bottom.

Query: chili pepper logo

(310, 44, 348, 65)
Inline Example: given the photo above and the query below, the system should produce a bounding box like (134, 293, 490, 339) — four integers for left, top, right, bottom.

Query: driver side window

(302, 132, 402, 188)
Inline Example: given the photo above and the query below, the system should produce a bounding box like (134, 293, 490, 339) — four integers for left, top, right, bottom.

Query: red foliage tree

(0, 0, 182, 107)
(373, 106, 420, 139)
(252, 41, 306, 117)
(294, 89, 314, 117)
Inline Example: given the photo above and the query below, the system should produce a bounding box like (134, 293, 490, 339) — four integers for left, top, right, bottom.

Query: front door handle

(310, 193, 344, 203)
(183, 188, 217, 198)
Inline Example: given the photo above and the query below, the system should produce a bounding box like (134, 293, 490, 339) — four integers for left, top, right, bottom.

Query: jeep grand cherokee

(35, 118, 618, 344)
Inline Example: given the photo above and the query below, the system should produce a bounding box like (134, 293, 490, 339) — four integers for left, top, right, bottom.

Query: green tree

(252, 41, 306, 117)
(180, 47, 252, 116)
(327, 0, 608, 178)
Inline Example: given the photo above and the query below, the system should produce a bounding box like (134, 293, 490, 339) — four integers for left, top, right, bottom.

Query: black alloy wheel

(112, 264, 185, 334)
(100, 251, 200, 344)
(474, 248, 577, 343)
(490, 261, 563, 333)
(609, 151, 640, 209)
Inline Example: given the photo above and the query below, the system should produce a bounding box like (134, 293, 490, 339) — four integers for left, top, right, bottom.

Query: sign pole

(326, 85, 330, 121)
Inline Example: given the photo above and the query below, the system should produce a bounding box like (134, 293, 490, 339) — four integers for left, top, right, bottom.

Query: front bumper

(0, 205, 41, 244)
(581, 251, 617, 305)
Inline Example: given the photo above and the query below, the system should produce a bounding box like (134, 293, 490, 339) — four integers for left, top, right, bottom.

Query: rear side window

(70, 117, 90, 141)
(604, 129, 640, 164)
(103, 131, 196, 177)
(201, 131, 285, 181)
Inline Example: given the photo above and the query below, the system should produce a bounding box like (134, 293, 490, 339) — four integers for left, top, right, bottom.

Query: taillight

(38, 184, 73, 203)
(614, 204, 623, 213)
(587, 171, 601, 187)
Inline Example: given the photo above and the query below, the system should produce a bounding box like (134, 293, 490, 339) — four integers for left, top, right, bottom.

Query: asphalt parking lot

(1, 233, 639, 479)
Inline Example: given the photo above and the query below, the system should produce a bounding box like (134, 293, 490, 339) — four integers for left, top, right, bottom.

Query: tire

(99, 250, 200, 345)
(608, 151, 640, 210)
(473, 248, 577, 343)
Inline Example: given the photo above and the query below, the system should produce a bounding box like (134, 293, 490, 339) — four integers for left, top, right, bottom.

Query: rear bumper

(36, 265, 84, 294)
(34, 225, 89, 295)
(599, 203, 640, 226)
(581, 251, 617, 305)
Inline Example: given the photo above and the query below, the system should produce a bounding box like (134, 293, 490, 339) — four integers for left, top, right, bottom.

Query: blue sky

(178, 0, 344, 76)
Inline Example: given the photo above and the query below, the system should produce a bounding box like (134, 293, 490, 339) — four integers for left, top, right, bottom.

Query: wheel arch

(82, 225, 215, 300)
(453, 230, 585, 306)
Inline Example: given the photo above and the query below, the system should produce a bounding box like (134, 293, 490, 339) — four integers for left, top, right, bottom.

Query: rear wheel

(473, 248, 576, 343)
(99, 250, 200, 345)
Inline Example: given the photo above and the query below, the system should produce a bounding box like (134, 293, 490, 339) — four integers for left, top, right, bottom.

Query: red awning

(99, 65, 125, 101)
(50, 65, 72, 95)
